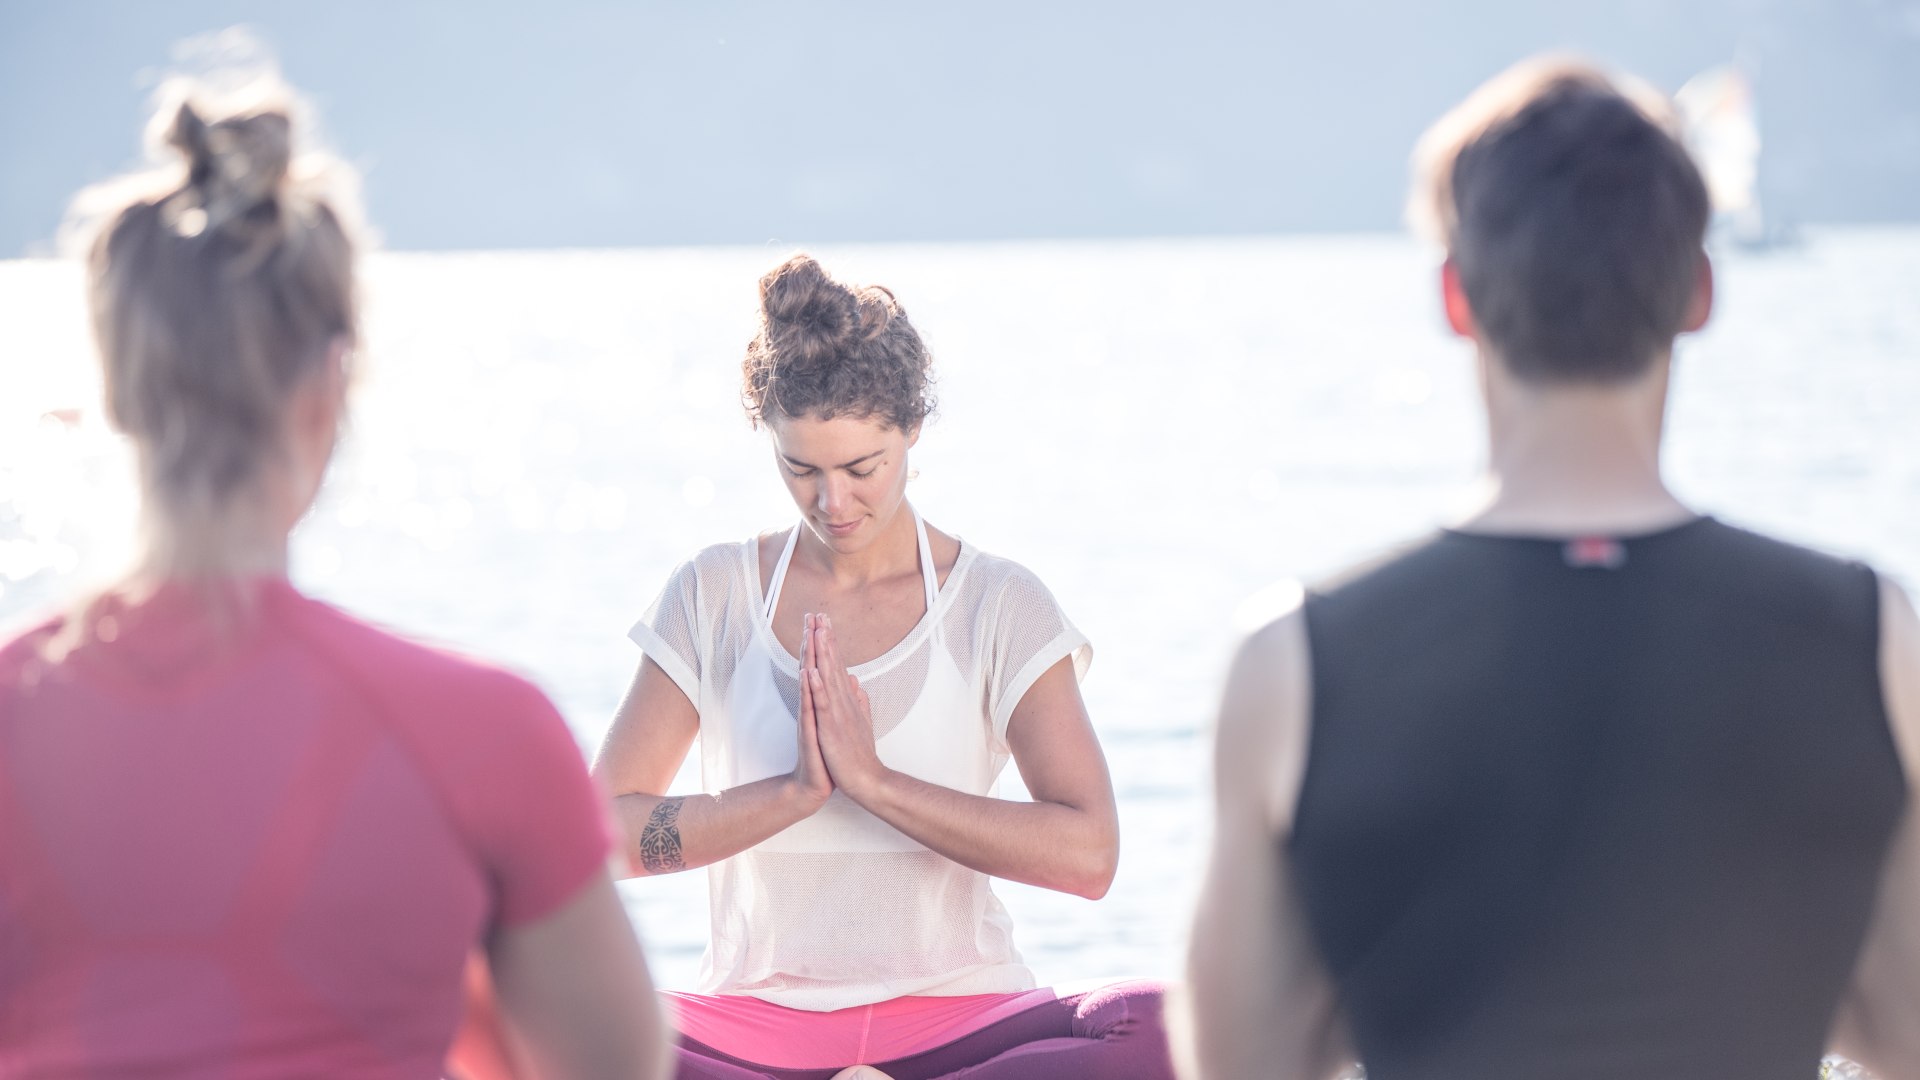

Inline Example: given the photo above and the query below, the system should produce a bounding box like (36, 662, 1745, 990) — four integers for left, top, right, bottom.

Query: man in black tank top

(1178, 58, 1920, 1080)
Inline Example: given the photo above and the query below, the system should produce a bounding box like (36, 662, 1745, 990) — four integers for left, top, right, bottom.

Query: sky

(2, 0, 1918, 254)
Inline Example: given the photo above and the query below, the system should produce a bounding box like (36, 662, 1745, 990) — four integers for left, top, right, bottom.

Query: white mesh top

(628, 512, 1092, 1010)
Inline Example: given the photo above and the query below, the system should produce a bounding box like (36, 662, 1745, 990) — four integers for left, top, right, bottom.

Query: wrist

(784, 773, 831, 814)
(839, 762, 897, 810)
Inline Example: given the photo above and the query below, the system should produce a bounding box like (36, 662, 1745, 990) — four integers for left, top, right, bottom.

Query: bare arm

(807, 615, 1120, 900)
(485, 870, 672, 1080)
(592, 656, 831, 878)
(1177, 589, 1352, 1080)
(1830, 575, 1920, 1078)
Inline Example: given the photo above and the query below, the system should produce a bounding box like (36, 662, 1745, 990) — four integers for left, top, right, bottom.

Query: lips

(822, 519, 862, 536)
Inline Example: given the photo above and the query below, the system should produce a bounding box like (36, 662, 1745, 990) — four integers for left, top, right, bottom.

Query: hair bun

(741, 254, 931, 430)
(758, 254, 889, 372)
(166, 100, 213, 173)
(167, 99, 293, 238)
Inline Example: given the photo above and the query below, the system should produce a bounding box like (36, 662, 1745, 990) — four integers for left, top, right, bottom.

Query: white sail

(1677, 65, 1762, 217)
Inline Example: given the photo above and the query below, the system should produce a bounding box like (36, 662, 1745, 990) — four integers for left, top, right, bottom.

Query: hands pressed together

(762, 606, 1117, 902)
(790, 612, 890, 808)
(770, 608, 1118, 902)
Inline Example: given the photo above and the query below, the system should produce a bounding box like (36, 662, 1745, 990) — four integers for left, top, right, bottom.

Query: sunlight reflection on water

(2, 232, 1916, 1019)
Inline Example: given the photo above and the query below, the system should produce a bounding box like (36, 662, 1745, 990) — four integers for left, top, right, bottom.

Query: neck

(138, 496, 292, 584)
(1458, 353, 1694, 536)
(798, 504, 920, 589)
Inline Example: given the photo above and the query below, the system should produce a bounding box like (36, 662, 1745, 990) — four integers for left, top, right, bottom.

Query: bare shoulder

(1880, 574, 1920, 781)
(1221, 593, 1310, 724)
(1217, 581, 1314, 832)
(755, 530, 785, 594)
(923, 520, 962, 587)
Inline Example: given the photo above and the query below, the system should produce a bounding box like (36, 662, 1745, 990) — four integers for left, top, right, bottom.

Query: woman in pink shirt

(0, 77, 668, 1080)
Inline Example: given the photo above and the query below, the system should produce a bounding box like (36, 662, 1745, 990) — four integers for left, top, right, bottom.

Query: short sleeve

(985, 566, 1093, 746)
(628, 559, 703, 709)
(468, 675, 617, 927)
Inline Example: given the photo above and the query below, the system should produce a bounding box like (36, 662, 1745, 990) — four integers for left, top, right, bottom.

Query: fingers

(802, 613, 834, 713)
(804, 614, 840, 702)
(816, 619, 855, 714)
(805, 616, 830, 690)
(803, 616, 866, 725)
(816, 615, 841, 678)
(795, 616, 829, 794)
(821, 619, 856, 700)
(798, 648, 816, 729)
(797, 614, 812, 722)
(798, 614, 824, 752)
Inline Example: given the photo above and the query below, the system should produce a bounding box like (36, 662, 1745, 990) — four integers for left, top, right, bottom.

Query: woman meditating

(593, 254, 1173, 1080)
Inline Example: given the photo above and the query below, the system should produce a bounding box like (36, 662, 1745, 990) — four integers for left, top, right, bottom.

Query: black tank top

(1292, 517, 1906, 1080)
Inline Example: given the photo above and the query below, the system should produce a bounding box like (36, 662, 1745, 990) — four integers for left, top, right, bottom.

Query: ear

(322, 335, 350, 404)
(319, 335, 350, 419)
(905, 423, 922, 450)
(1681, 252, 1713, 333)
(1440, 258, 1476, 339)
(290, 337, 349, 451)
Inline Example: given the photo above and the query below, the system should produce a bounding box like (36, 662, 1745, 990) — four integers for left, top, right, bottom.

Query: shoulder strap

(914, 507, 938, 611)
(763, 525, 802, 619)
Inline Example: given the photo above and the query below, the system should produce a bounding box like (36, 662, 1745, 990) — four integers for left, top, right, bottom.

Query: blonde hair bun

(164, 100, 294, 241)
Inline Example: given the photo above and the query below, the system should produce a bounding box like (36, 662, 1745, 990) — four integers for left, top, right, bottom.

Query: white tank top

(629, 511, 1092, 1010)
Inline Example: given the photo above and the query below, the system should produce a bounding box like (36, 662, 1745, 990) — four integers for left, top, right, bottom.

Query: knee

(1071, 978, 1172, 1040)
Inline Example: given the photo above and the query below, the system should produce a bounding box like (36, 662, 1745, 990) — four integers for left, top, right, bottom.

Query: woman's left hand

(806, 615, 891, 800)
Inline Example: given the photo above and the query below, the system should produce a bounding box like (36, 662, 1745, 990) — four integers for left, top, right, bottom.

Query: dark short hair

(1411, 57, 1710, 382)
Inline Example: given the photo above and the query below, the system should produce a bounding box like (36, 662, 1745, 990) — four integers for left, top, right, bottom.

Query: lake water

(2, 229, 1916, 1010)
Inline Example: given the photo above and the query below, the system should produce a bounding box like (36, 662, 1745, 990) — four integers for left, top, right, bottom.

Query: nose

(816, 473, 849, 518)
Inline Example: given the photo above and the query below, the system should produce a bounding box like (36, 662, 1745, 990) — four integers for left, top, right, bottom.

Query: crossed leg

(672, 980, 1174, 1080)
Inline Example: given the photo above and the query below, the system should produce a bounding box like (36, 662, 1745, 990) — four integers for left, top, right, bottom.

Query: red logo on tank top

(1564, 537, 1627, 569)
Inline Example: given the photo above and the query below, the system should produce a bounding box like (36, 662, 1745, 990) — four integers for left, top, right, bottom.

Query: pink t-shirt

(0, 580, 612, 1078)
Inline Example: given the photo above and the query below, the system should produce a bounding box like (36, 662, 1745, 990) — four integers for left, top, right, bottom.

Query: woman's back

(0, 51, 668, 1079)
(0, 582, 612, 1077)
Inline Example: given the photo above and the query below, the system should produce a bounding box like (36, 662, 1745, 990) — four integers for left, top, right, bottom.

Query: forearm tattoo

(639, 797, 686, 874)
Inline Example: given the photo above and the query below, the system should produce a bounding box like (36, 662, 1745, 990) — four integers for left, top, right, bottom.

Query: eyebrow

(782, 449, 886, 471)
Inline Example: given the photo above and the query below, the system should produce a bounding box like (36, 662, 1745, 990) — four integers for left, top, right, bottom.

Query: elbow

(1070, 827, 1120, 901)
(602, 794, 657, 880)
(1075, 847, 1118, 900)
(1075, 874, 1114, 902)
(610, 848, 645, 882)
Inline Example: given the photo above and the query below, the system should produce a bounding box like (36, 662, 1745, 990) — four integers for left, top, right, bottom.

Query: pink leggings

(672, 979, 1173, 1080)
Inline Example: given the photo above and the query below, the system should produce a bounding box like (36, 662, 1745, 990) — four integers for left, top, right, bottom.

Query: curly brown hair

(741, 254, 935, 431)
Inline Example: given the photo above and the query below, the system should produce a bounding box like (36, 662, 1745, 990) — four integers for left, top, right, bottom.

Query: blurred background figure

(1180, 57, 1920, 1080)
(0, 69, 669, 1079)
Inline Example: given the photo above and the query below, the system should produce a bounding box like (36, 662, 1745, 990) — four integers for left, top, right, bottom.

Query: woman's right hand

(789, 612, 835, 808)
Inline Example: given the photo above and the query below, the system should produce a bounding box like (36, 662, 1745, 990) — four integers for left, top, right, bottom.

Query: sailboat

(1676, 64, 1799, 250)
